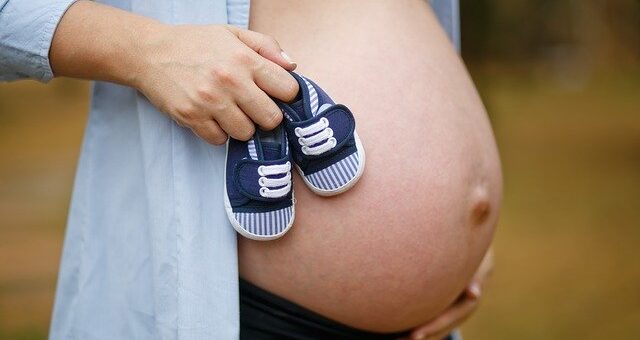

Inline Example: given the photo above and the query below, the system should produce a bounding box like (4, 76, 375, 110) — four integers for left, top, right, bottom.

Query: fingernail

(281, 51, 296, 65)
(468, 283, 482, 299)
(414, 333, 426, 340)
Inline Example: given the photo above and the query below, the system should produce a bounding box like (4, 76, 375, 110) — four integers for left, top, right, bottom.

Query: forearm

(49, 0, 163, 88)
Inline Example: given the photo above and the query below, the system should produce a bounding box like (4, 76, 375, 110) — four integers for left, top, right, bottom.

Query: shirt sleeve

(0, 0, 77, 82)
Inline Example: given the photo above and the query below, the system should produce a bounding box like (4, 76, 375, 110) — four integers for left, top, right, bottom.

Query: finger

(191, 119, 228, 145)
(253, 60, 299, 102)
(411, 297, 478, 340)
(465, 248, 494, 298)
(465, 281, 482, 300)
(213, 104, 256, 141)
(235, 84, 283, 130)
(228, 26, 297, 71)
(476, 248, 495, 281)
(413, 298, 478, 340)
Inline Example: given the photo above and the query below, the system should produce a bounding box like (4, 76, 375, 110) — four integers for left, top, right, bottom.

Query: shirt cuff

(0, 0, 78, 82)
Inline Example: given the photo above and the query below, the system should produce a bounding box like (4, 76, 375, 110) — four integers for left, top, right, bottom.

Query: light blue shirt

(0, 0, 457, 339)
(2, 0, 248, 338)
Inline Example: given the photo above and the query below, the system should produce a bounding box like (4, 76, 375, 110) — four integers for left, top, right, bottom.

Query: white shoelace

(257, 161, 292, 198)
(294, 117, 337, 156)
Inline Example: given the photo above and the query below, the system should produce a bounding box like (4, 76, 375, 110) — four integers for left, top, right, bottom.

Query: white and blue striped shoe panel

(247, 139, 258, 160)
(304, 152, 362, 194)
(302, 77, 320, 115)
(233, 206, 294, 239)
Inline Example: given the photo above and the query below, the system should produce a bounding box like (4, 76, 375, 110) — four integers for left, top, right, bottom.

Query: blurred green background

(1, 1, 639, 339)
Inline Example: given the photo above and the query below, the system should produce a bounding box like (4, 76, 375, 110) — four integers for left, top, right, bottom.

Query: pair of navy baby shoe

(224, 73, 366, 240)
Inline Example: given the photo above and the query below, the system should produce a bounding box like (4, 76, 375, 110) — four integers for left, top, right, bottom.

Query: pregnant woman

(240, 0, 502, 337)
(0, 0, 500, 339)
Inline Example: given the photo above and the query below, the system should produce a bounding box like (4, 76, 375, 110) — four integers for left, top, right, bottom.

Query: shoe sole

(223, 140, 295, 241)
(297, 131, 366, 196)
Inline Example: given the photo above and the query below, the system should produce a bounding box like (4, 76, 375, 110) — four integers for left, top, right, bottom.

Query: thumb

(229, 26, 297, 71)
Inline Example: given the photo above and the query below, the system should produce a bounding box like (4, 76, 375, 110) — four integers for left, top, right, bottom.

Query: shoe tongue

(288, 74, 335, 121)
(260, 142, 282, 161)
(288, 100, 306, 120)
(252, 127, 285, 161)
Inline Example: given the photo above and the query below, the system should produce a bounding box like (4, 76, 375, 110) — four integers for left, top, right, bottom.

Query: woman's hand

(407, 250, 494, 340)
(136, 24, 299, 144)
(51, 1, 298, 145)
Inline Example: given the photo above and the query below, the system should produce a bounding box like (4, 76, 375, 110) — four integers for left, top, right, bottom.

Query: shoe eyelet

(257, 166, 265, 176)
(298, 137, 306, 146)
(294, 127, 303, 138)
(258, 177, 266, 186)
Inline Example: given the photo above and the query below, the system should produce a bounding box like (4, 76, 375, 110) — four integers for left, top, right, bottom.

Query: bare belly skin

(239, 0, 503, 332)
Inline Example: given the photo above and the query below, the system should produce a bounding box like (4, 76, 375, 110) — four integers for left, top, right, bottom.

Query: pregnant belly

(240, 0, 503, 332)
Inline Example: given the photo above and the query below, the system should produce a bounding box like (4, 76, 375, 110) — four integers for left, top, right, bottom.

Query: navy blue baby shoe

(224, 127, 295, 240)
(277, 73, 365, 196)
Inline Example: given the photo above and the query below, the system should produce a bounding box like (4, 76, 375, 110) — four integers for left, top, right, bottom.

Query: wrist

(117, 19, 169, 90)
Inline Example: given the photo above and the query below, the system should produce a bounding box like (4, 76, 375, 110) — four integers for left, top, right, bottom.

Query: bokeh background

(1, 1, 639, 339)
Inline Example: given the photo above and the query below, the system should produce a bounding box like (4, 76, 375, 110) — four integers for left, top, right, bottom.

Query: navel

(469, 185, 491, 226)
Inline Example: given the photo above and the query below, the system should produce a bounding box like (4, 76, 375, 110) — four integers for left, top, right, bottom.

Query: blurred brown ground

(1, 1, 639, 339)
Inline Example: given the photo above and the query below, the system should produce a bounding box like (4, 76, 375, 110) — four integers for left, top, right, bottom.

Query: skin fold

(240, 0, 503, 333)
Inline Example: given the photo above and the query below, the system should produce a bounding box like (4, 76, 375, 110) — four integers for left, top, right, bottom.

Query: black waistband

(239, 278, 411, 340)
